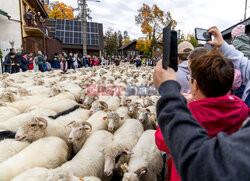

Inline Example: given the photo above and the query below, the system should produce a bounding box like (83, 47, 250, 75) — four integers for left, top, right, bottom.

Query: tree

(0, 49, 2, 59)
(135, 4, 177, 42)
(123, 39, 131, 46)
(105, 28, 119, 56)
(136, 38, 152, 58)
(118, 31, 123, 48)
(178, 33, 199, 47)
(49, 2, 74, 19)
(74, 4, 92, 21)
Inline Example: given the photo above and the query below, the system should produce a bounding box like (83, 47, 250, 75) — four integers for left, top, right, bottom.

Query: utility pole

(82, 0, 87, 56)
(78, 0, 100, 57)
(244, 0, 248, 20)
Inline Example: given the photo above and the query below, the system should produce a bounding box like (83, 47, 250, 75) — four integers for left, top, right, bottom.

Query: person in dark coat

(67, 53, 74, 69)
(4, 53, 15, 73)
(26, 9, 33, 26)
(37, 51, 45, 72)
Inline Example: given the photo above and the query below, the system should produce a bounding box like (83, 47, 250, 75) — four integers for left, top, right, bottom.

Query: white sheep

(0, 108, 57, 132)
(0, 136, 68, 181)
(58, 130, 113, 180)
(11, 167, 102, 181)
(102, 112, 125, 133)
(67, 121, 92, 154)
(0, 107, 20, 122)
(27, 99, 78, 114)
(15, 117, 71, 144)
(137, 108, 157, 130)
(121, 130, 164, 181)
(0, 139, 30, 163)
(104, 119, 144, 177)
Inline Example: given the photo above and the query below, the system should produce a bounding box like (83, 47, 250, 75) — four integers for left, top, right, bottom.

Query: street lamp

(77, 0, 100, 57)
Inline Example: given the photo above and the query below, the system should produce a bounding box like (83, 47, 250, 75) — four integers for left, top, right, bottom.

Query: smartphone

(163, 23, 178, 71)
(195, 28, 212, 41)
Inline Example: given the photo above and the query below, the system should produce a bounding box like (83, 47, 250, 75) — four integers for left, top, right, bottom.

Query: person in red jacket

(155, 50, 249, 181)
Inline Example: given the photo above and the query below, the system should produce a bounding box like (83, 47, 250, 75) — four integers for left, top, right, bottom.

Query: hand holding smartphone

(195, 28, 212, 41)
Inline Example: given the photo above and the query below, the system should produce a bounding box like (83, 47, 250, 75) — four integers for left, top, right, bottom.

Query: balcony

(24, 19, 49, 37)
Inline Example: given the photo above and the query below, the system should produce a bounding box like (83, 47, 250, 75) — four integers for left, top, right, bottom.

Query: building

(46, 19, 104, 56)
(118, 40, 139, 58)
(222, 17, 250, 43)
(0, 0, 62, 59)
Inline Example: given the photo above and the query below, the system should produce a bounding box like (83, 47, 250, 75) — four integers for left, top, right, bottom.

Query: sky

(50, 0, 250, 39)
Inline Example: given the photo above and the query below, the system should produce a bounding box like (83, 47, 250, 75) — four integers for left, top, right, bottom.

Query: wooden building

(118, 40, 139, 58)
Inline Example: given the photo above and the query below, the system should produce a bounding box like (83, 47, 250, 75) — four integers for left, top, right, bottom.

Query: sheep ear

(120, 117, 125, 121)
(126, 99, 132, 104)
(135, 167, 148, 177)
(36, 117, 48, 129)
(103, 117, 107, 121)
(146, 109, 151, 115)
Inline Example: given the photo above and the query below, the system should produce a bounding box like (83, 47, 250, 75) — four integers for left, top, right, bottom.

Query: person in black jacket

(67, 53, 74, 69)
(4, 53, 15, 73)
(21, 53, 33, 72)
(153, 60, 250, 181)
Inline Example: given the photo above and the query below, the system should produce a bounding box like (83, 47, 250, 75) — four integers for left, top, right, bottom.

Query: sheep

(86, 110, 108, 132)
(128, 102, 143, 119)
(7, 95, 47, 113)
(67, 121, 92, 154)
(49, 105, 82, 119)
(27, 99, 78, 114)
(121, 130, 164, 181)
(137, 108, 157, 130)
(0, 107, 20, 122)
(104, 119, 144, 178)
(82, 96, 98, 110)
(89, 101, 109, 115)
(0, 108, 57, 132)
(0, 139, 30, 163)
(102, 112, 125, 133)
(105, 96, 121, 111)
(15, 117, 71, 144)
(143, 97, 154, 107)
(0, 136, 68, 181)
(12, 167, 102, 181)
(58, 130, 113, 180)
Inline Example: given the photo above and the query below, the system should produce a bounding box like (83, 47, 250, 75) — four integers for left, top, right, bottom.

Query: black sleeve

(157, 80, 250, 181)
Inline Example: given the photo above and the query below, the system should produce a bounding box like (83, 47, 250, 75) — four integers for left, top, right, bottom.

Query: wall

(0, 0, 22, 58)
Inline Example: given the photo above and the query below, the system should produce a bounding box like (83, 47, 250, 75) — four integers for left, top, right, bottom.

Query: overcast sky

(50, 0, 249, 39)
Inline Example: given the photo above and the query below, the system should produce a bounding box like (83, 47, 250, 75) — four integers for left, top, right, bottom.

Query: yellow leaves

(123, 39, 131, 46)
(136, 38, 152, 52)
(135, 4, 177, 41)
(48, 2, 74, 20)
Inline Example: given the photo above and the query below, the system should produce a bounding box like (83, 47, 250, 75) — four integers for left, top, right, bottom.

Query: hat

(178, 41, 194, 55)
(232, 24, 245, 37)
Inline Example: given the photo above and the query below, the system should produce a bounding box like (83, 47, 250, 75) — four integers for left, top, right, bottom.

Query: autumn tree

(178, 33, 199, 47)
(123, 39, 131, 46)
(118, 31, 123, 48)
(49, 2, 74, 19)
(135, 4, 177, 43)
(136, 38, 152, 58)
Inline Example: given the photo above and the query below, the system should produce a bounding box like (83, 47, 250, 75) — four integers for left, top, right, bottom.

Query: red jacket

(155, 95, 249, 181)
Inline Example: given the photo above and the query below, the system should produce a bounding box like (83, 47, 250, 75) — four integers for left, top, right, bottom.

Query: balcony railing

(24, 18, 48, 36)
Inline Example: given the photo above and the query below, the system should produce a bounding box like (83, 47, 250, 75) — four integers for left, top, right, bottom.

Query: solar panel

(55, 19, 100, 46)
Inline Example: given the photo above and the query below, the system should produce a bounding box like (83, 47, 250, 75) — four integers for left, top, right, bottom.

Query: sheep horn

(135, 167, 148, 176)
(66, 121, 76, 127)
(35, 117, 48, 129)
(82, 121, 92, 132)
(99, 101, 108, 109)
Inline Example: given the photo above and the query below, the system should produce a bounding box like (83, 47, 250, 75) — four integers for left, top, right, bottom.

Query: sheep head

(89, 100, 108, 115)
(67, 121, 92, 143)
(128, 103, 142, 118)
(15, 117, 48, 142)
(138, 108, 151, 124)
(104, 144, 133, 177)
(121, 164, 148, 181)
(82, 96, 98, 110)
(103, 112, 124, 133)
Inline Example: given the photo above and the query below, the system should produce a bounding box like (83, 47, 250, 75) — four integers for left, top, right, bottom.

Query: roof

(0, 9, 11, 18)
(222, 17, 250, 36)
(118, 40, 137, 50)
(26, 0, 48, 18)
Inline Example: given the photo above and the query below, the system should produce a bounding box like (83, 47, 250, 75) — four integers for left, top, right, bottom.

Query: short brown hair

(188, 47, 209, 63)
(190, 50, 234, 98)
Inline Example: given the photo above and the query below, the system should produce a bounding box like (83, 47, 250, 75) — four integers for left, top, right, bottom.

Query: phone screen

(195, 28, 212, 41)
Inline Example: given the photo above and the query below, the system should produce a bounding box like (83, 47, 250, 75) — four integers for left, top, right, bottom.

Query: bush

(0, 49, 2, 59)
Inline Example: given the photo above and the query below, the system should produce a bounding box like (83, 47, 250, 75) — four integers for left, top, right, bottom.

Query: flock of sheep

(0, 63, 164, 181)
